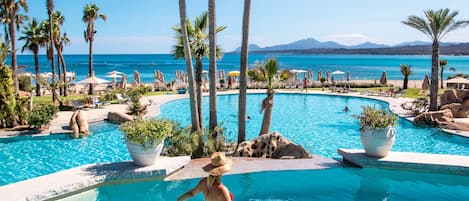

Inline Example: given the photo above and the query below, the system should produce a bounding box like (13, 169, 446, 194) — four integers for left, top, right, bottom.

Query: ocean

(8, 54, 469, 83)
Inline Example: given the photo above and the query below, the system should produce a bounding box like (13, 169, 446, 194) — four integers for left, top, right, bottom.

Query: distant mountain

(232, 44, 262, 52)
(230, 37, 468, 55)
(231, 38, 345, 52)
(249, 43, 469, 56)
(348, 42, 389, 49)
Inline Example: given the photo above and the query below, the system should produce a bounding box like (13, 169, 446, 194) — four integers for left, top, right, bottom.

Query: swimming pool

(62, 168, 469, 201)
(160, 93, 469, 157)
(1, 93, 468, 186)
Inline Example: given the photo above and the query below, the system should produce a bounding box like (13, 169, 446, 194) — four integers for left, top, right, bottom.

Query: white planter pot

(360, 127, 396, 158)
(126, 141, 164, 166)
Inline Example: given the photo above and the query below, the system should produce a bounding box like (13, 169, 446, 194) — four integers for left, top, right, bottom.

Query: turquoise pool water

(63, 168, 469, 201)
(0, 123, 131, 186)
(160, 93, 469, 157)
(1, 93, 468, 186)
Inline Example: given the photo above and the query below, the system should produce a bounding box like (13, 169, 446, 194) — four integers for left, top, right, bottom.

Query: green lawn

(33, 94, 88, 104)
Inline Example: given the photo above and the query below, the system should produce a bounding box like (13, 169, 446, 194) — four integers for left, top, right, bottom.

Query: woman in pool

(178, 152, 234, 201)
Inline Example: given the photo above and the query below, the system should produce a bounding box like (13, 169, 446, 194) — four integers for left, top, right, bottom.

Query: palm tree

(439, 59, 448, 89)
(208, 0, 217, 132)
(83, 3, 106, 95)
(46, 0, 58, 102)
(400, 64, 412, 89)
(238, 0, 251, 143)
(403, 9, 469, 111)
(19, 18, 45, 96)
(257, 58, 279, 135)
(51, 11, 69, 96)
(173, 11, 225, 130)
(1, 0, 28, 94)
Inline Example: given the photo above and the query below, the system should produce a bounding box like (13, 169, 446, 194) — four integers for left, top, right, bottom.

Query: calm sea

(8, 54, 469, 83)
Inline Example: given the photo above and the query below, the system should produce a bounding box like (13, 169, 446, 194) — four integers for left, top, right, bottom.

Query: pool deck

(165, 155, 340, 181)
(339, 148, 469, 176)
(0, 156, 191, 201)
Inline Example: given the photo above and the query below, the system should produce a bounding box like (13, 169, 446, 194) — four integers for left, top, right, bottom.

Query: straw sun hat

(202, 152, 233, 176)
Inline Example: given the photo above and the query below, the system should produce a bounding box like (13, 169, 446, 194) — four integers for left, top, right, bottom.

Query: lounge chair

(71, 100, 86, 110)
(115, 93, 130, 104)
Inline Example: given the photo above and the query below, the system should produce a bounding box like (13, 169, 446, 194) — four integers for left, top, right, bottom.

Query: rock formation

(234, 132, 312, 159)
(69, 111, 89, 138)
(107, 112, 134, 124)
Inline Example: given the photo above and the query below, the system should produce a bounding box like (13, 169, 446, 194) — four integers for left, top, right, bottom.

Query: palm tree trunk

(238, 0, 251, 144)
(208, 0, 218, 132)
(88, 38, 94, 95)
(8, 16, 19, 94)
(195, 57, 203, 130)
(48, 13, 57, 103)
(59, 50, 68, 96)
(34, 50, 41, 96)
(56, 51, 62, 96)
(259, 89, 274, 135)
(440, 68, 444, 89)
(178, 0, 200, 132)
(403, 76, 408, 89)
(179, 0, 202, 157)
(429, 40, 439, 111)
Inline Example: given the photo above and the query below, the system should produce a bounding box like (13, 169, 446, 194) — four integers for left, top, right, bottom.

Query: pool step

(338, 148, 469, 176)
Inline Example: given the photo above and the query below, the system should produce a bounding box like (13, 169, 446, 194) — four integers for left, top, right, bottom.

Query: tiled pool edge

(338, 148, 469, 176)
(0, 156, 191, 201)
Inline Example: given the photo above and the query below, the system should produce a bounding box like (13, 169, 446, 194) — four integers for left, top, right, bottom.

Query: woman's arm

(219, 185, 232, 201)
(177, 179, 205, 201)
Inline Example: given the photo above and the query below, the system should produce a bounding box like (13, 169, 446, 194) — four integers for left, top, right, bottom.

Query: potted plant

(357, 106, 398, 158)
(120, 118, 173, 166)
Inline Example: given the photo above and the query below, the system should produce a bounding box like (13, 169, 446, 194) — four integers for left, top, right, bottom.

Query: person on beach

(303, 77, 308, 93)
(178, 152, 234, 201)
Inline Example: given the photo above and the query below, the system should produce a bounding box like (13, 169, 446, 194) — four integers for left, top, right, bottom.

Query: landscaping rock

(76, 111, 89, 137)
(69, 111, 79, 138)
(440, 89, 461, 106)
(413, 109, 453, 127)
(234, 132, 312, 159)
(107, 112, 134, 124)
(440, 103, 469, 118)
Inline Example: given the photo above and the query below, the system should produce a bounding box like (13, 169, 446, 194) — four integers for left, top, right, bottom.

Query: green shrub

(18, 75, 33, 92)
(0, 64, 17, 128)
(356, 106, 398, 132)
(28, 104, 59, 128)
(120, 118, 173, 150)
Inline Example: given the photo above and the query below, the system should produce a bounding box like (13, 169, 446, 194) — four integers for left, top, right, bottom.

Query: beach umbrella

(422, 75, 430, 90)
(106, 73, 123, 85)
(331, 70, 345, 75)
(106, 71, 125, 75)
(308, 69, 313, 80)
(317, 70, 322, 81)
(228, 71, 240, 77)
(77, 76, 110, 85)
(346, 72, 351, 82)
(446, 77, 469, 89)
(326, 71, 330, 81)
(380, 71, 387, 85)
(134, 70, 141, 85)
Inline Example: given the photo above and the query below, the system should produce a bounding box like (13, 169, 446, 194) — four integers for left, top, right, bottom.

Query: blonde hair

(207, 175, 221, 187)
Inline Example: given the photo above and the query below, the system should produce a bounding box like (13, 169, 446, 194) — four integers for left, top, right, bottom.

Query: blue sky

(12, 0, 469, 54)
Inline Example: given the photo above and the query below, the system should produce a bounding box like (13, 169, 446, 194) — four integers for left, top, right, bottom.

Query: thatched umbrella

(422, 75, 430, 90)
(326, 70, 330, 81)
(346, 72, 351, 82)
(380, 71, 387, 85)
(134, 70, 141, 85)
(317, 70, 322, 81)
(308, 69, 313, 80)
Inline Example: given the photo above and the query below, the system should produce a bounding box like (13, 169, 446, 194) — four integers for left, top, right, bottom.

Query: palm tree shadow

(81, 162, 165, 183)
